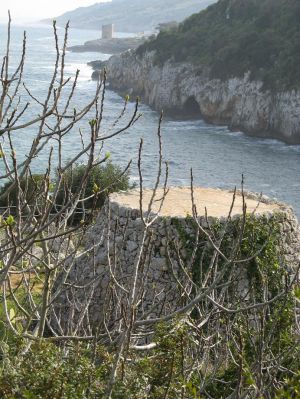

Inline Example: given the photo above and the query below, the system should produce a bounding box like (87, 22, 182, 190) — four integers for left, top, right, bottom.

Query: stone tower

(102, 24, 114, 39)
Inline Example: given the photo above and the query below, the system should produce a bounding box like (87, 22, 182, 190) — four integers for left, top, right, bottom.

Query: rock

(161, 237, 167, 247)
(96, 251, 108, 264)
(180, 249, 188, 260)
(49, 235, 75, 256)
(159, 246, 166, 257)
(126, 240, 138, 253)
(91, 70, 100, 81)
(87, 60, 106, 70)
(68, 37, 146, 55)
(115, 235, 124, 244)
(26, 246, 44, 266)
(151, 257, 166, 270)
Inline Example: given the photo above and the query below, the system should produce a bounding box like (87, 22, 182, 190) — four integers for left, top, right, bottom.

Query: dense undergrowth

(0, 162, 131, 223)
(0, 316, 299, 398)
(137, 0, 300, 90)
(1, 214, 299, 398)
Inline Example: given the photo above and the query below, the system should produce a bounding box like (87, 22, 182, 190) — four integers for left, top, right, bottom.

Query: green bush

(55, 161, 131, 212)
(0, 340, 109, 399)
(275, 374, 300, 398)
(0, 174, 45, 209)
(0, 163, 130, 215)
(0, 321, 298, 398)
(137, 0, 300, 90)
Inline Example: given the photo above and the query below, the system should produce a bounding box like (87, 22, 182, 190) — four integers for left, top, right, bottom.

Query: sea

(0, 23, 300, 217)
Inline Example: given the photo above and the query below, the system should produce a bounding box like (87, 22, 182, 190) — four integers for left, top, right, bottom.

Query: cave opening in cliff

(182, 96, 201, 118)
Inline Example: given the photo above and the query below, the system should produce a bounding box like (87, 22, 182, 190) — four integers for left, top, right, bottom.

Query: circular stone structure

(52, 188, 300, 334)
(110, 187, 282, 218)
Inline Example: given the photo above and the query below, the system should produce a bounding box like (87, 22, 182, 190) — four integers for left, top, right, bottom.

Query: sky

(0, 0, 110, 22)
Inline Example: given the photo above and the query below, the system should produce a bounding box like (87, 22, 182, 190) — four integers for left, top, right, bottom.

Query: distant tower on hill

(102, 24, 114, 39)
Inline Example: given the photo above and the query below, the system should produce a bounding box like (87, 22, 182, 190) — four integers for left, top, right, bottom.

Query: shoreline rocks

(68, 37, 146, 55)
(92, 50, 300, 144)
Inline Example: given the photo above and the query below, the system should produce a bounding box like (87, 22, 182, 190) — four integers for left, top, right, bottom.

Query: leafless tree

(0, 14, 299, 399)
(0, 13, 139, 341)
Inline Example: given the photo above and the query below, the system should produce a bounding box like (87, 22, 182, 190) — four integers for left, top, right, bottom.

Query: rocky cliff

(97, 51, 300, 144)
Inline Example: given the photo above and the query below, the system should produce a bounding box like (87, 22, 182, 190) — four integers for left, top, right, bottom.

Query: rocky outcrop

(68, 37, 146, 55)
(95, 50, 300, 144)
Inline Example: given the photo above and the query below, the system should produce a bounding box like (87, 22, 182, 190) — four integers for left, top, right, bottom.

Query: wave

(64, 63, 93, 81)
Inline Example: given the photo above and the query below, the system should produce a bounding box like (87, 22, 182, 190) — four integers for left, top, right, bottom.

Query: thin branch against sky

(0, 0, 111, 22)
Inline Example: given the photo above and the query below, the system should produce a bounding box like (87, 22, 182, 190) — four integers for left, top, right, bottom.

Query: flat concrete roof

(110, 187, 282, 218)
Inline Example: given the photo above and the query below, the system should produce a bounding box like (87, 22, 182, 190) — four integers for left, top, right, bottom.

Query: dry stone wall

(52, 189, 300, 334)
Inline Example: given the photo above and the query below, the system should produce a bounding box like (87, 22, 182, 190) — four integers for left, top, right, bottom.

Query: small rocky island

(68, 37, 146, 55)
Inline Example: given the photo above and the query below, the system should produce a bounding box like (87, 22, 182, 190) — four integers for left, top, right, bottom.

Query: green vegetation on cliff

(137, 0, 300, 89)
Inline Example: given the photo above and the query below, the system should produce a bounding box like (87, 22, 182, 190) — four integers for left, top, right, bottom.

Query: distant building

(102, 24, 114, 39)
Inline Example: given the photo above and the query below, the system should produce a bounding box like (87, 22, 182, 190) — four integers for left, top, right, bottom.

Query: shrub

(0, 340, 109, 399)
(55, 161, 131, 213)
(0, 174, 45, 209)
(137, 0, 300, 90)
(0, 163, 130, 216)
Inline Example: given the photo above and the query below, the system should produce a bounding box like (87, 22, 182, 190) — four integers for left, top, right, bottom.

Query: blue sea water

(0, 22, 300, 216)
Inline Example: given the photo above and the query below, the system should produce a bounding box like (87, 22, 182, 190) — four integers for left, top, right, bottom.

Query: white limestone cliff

(98, 50, 300, 144)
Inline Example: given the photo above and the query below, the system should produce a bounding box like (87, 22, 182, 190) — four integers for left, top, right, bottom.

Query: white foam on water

(36, 36, 55, 42)
(64, 63, 93, 82)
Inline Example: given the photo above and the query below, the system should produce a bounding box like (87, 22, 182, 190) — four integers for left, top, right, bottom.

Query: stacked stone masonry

(52, 188, 300, 334)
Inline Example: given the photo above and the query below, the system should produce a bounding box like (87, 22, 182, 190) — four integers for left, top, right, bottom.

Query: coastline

(68, 37, 146, 55)
(89, 51, 300, 145)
